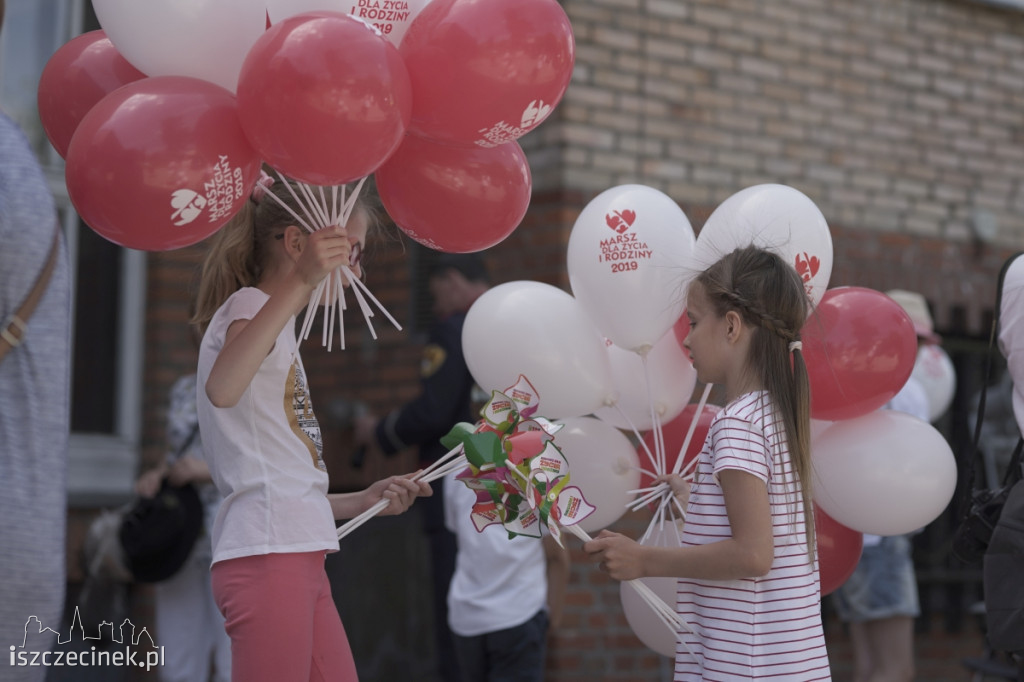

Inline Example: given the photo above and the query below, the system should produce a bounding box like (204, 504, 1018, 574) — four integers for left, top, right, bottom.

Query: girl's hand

(582, 530, 646, 581)
(656, 473, 691, 507)
(369, 474, 432, 516)
(293, 225, 352, 288)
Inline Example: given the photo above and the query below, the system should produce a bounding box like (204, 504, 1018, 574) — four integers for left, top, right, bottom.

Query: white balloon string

(346, 269, 403, 331)
(334, 269, 346, 351)
(259, 182, 316, 233)
(321, 273, 331, 347)
(562, 523, 697, 659)
(641, 354, 666, 476)
(273, 169, 321, 231)
(672, 384, 713, 476)
(608, 406, 659, 475)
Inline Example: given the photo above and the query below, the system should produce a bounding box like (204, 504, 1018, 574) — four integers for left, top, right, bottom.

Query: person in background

(443, 469, 570, 681)
(0, 0, 73, 674)
(354, 253, 491, 682)
(831, 289, 935, 682)
(135, 364, 231, 682)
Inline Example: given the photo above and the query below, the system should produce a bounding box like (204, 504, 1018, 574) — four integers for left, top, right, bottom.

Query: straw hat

(886, 289, 939, 343)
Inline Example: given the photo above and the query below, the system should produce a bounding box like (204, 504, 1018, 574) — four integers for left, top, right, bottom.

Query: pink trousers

(211, 551, 357, 682)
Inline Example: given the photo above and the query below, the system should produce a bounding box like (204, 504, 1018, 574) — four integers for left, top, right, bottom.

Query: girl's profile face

(683, 283, 729, 385)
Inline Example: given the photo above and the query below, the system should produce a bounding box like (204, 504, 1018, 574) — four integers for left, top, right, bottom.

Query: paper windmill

(440, 375, 595, 546)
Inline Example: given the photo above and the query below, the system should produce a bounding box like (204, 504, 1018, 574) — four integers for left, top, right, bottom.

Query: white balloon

(93, 0, 266, 92)
(553, 417, 641, 534)
(620, 522, 682, 658)
(567, 185, 695, 352)
(912, 345, 957, 422)
(593, 332, 697, 431)
(462, 281, 615, 420)
(266, 0, 432, 47)
(692, 184, 833, 305)
(812, 410, 957, 536)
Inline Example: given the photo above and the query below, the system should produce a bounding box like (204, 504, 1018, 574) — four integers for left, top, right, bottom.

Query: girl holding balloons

(584, 246, 831, 680)
(192, 179, 431, 682)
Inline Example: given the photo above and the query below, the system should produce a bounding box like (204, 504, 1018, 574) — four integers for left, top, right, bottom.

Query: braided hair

(695, 245, 815, 559)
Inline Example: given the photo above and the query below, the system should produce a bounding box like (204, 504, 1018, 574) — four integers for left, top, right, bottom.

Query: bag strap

(0, 224, 61, 364)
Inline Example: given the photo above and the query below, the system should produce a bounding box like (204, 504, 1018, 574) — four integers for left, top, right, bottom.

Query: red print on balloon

(605, 209, 636, 234)
(794, 252, 820, 283)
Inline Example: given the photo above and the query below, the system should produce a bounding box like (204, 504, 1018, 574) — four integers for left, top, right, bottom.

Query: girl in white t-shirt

(192, 177, 430, 682)
(584, 246, 831, 681)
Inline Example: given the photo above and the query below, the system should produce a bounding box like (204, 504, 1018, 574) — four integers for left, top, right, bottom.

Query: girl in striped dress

(584, 245, 831, 680)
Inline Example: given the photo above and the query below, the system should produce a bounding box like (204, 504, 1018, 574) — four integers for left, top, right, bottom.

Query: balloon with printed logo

(911, 345, 957, 422)
(620, 522, 682, 657)
(567, 185, 696, 352)
(812, 410, 958, 536)
(375, 134, 531, 253)
(399, 0, 574, 146)
(265, 0, 432, 47)
(593, 331, 697, 431)
(462, 281, 615, 419)
(801, 287, 918, 421)
(65, 76, 262, 251)
(92, 0, 266, 92)
(637, 403, 720, 497)
(552, 417, 641, 534)
(237, 12, 412, 185)
(815, 504, 863, 596)
(37, 30, 146, 159)
(693, 184, 833, 306)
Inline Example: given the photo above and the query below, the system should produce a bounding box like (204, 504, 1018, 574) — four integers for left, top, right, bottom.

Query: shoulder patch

(421, 344, 447, 378)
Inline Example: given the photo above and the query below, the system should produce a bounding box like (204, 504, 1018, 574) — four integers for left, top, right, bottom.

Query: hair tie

(789, 340, 802, 353)
(251, 170, 275, 204)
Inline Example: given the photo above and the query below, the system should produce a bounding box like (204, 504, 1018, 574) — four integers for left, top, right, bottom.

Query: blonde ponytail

(191, 202, 258, 333)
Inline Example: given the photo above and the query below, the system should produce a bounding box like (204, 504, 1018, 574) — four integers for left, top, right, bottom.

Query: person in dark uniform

(355, 253, 490, 682)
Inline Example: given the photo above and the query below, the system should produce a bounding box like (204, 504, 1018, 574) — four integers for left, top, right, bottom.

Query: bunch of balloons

(458, 180, 958, 657)
(39, 0, 575, 253)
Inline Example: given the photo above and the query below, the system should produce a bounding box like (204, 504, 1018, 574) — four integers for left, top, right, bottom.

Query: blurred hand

(135, 467, 165, 498)
(167, 455, 212, 487)
(353, 413, 378, 446)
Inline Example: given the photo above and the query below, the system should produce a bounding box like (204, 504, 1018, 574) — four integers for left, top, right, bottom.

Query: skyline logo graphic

(8, 606, 164, 672)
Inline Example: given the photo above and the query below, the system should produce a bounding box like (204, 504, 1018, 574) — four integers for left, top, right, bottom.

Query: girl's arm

(328, 474, 432, 520)
(583, 468, 774, 581)
(205, 226, 350, 408)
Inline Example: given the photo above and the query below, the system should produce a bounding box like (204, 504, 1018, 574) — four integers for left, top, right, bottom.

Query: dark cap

(428, 253, 490, 284)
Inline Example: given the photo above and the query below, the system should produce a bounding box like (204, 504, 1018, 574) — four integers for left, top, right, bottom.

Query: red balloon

(237, 12, 411, 185)
(375, 134, 532, 253)
(65, 76, 262, 251)
(802, 287, 918, 421)
(37, 30, 146, 158)
(400, 0, 574, 147)
(815, 504, 863, 596)
(638, 403, 721, 497)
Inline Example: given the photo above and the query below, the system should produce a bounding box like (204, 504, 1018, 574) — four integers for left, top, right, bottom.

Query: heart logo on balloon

(520, 99, 552, 129)
(794, 252, 820, 282)
(605, 209, 636, 234)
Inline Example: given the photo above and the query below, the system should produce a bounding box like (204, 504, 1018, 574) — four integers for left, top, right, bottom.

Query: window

(0, 0, 145, 505)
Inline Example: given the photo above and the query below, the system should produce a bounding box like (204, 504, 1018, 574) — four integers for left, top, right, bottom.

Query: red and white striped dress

(675, 391, 831, 681)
